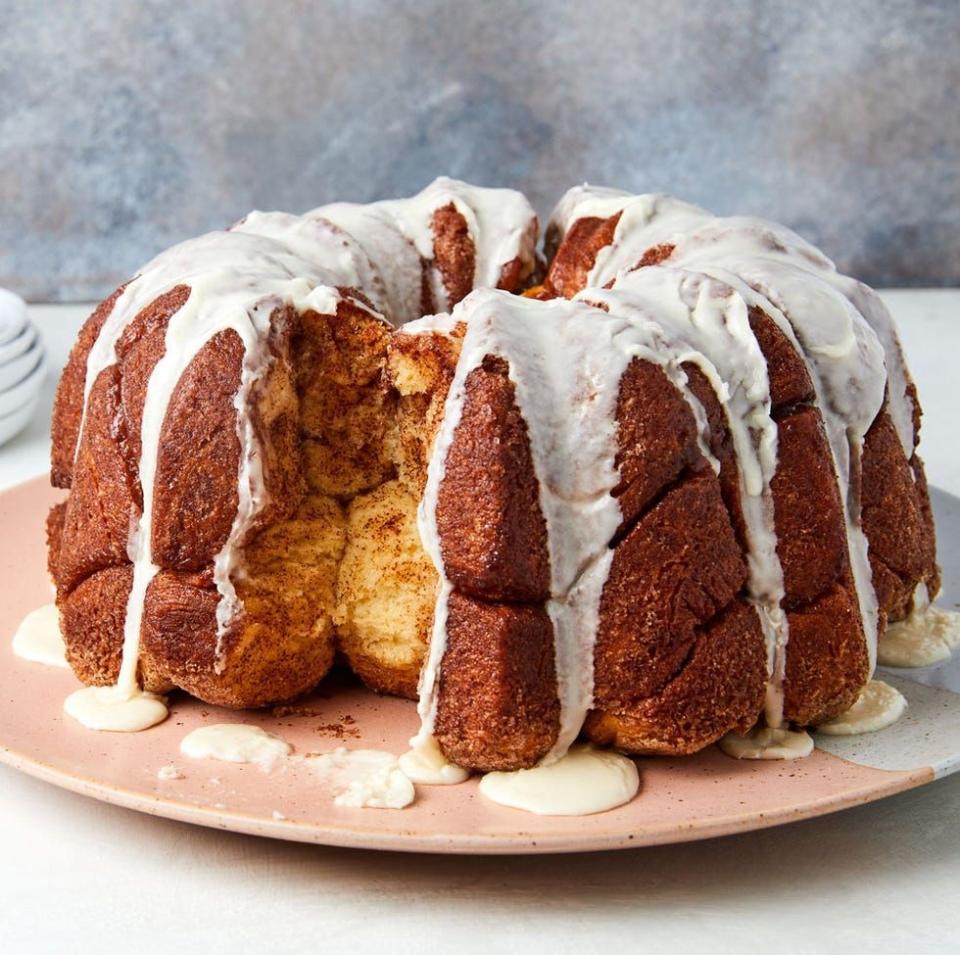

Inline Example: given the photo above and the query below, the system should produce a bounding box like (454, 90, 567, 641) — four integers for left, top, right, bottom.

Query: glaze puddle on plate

(1, 478, 958, 854)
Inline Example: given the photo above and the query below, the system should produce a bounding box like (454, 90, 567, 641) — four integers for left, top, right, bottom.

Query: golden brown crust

(436, 356, 550, 603)
(496, 256, 529, 293)
(54, 290, 193, 594)
(45, 502, 66, 585)
(909, 453, 941, 603)
(749, 323, 870, 721)
(151, 329, 244, 569)
(543, 213, 621, 299)
(60, 565, 127, 687)
(143, 550, 339, 710)
(431, 203, 475, 307)
(50, 286, 125, 489)
(680, 361, 750, 555)
(782, 584, 870, 725)
(746, 307, 815, 408)
(425, 351, 562, 768)
(434, 592, 560, 772)
(613, 358, 705, 531)
(742, 310, 872, 721)
(861, 407, 940, 618)
(771, 406, 851, 607)
(56, 364, 137, 593)
(588, 353, 769, 753)
(594, 471, 751, 708)
(59, 564, 172, 694)
(585, 599, 767, 754)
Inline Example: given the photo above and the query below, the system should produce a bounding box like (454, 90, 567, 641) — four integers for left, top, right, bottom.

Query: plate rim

(0, 732, 932, 855)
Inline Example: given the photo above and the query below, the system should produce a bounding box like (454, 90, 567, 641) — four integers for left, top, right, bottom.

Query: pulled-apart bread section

(51, 287, 359, 707)
(332, 315, 461, 700)
(48, 179, 540, 712)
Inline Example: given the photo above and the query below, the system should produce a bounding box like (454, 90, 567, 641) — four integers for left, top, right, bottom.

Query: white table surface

(1, 292, 958, 954)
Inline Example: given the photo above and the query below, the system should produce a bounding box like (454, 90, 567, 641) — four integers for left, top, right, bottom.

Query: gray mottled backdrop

(2, 0, 958, 301)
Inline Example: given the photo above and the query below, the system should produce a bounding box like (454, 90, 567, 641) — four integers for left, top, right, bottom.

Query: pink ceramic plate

(2, 477, 959, 854)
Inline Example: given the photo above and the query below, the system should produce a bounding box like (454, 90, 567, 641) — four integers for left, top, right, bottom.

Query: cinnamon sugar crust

(436, 357, 550, 604)
(543, 213, 622, 299)
(431, 203, 476, 307)
(434, 593, 560, 772)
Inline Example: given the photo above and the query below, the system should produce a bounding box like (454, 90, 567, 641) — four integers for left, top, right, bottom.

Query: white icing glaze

(63, 685, 168, 732)
(399, 737, 469, 785)
(478, 744, 639, 816)
(815, 680, 907, 735)
(69, 179, 534, 730)
(315, 178, 537, 321)
(179, 723, 291, 769)
(718, 726, 814, 760)
(585, 268, 790, 726)
(305, 203, 424, 326)
(309, 748, 415, 809)
(11, 603, 69, 668)
(550, 186, 895, 690)
(156, 764, 184, 781)
(548, 186, 709, 252)
(547, 183, 634, 233)
(376, 177, 537, 310)
(838, 278, 916, 457)
(706, 261, 883, 681)
(879, 604, 960, 668)
(411, 288, 724, 765)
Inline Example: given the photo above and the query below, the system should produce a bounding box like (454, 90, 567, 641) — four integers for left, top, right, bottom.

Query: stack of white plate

(0, 288, 47, 447)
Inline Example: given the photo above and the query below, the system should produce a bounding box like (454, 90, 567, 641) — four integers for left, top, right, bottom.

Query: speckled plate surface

(2, 477, 959, 854)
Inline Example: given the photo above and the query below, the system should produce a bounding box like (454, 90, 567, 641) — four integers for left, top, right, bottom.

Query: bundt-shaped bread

(48, 179, 939, 773)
